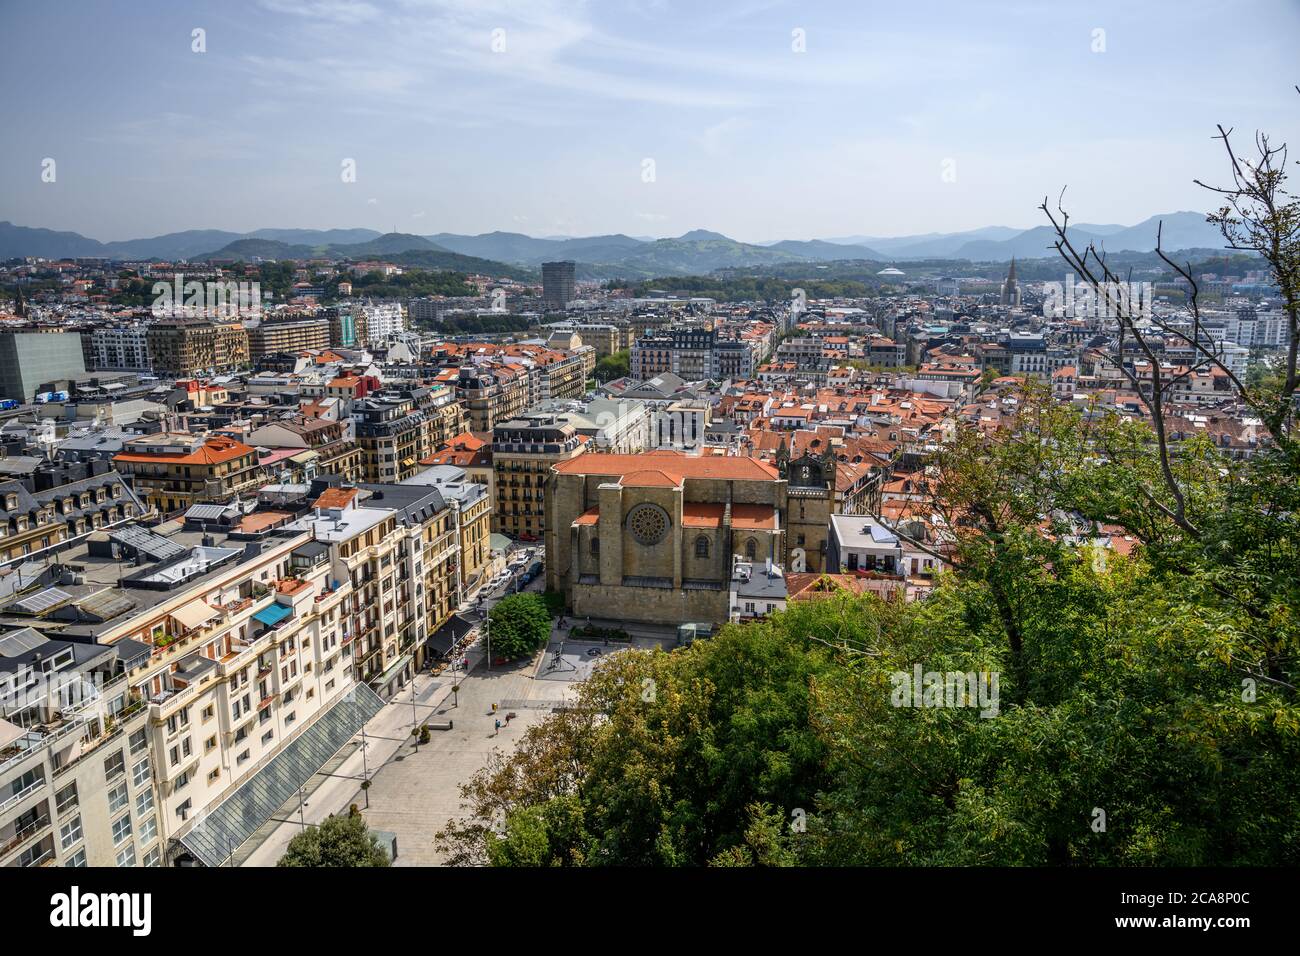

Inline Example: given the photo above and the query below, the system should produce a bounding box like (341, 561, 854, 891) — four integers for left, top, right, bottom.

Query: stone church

(545, 451, 786, 624)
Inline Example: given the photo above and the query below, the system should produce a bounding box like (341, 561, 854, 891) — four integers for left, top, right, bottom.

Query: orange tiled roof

(552, 451, 779, 483)
(313, 487, 358, 510)
(114, 435, 253, 467)
(681, 502, 725, 528)
(730, 503, 778, 530)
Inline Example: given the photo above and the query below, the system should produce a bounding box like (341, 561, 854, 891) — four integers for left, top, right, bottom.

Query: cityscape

(0, 0, 1296, 933)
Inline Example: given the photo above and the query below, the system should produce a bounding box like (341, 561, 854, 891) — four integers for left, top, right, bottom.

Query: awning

(252, 603, 293, 627)
(373, 651, 413, 690)
(428, 613, 476, 658)
(171, 599, 220, 631)
(177, 683, 385, 867)
(290, 450, 320, 465)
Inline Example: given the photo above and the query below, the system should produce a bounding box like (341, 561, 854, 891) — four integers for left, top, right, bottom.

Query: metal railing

(0, 811, 51, 859)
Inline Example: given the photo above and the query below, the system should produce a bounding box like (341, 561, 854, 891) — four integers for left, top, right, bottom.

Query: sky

(2, 0, 1297, 243)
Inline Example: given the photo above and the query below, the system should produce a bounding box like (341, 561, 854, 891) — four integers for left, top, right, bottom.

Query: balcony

(0, 777, 46, 815)
(0, 812, 52, 861)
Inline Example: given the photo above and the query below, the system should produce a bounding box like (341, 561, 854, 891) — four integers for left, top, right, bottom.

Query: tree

(488, 592, 552, 660)
(595, 350, 630, 382)
(278, 811, 390, 867)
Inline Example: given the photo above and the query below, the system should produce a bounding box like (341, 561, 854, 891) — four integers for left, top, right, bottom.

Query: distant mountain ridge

(0, 212, 1228, 277)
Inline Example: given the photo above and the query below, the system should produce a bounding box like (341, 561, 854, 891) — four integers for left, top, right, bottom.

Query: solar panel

(185, 504, 229, 520)
(0, 628, 47, 658)
(109, 525, 187, 561)
(75, 588, 137, 622)
(12, 587, 73, 614)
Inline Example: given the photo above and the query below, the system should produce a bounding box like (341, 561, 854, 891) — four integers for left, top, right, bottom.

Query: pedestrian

(494, 718, 501, 736)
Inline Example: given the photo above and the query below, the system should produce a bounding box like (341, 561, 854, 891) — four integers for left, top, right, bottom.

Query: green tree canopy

(488, 592, 553, 661)
(278, 811, 391, 867)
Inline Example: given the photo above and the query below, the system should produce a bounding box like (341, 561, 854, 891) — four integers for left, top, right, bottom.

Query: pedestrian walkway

(240, 631, 575, 866)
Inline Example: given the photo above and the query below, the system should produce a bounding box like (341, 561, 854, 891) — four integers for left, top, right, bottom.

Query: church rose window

(627, 503, 670, 546)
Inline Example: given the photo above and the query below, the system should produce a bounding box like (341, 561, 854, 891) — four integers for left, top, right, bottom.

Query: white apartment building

(363, 302, 406, 347)
(0, 485, 467, 867)
(91, 326, 152, 372)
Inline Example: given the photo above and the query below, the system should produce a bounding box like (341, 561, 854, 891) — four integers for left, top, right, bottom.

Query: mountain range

(0, 211, 1226, 278)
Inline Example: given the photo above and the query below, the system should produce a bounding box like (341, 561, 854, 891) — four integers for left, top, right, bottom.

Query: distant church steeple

(1000, 257, 1021, 307)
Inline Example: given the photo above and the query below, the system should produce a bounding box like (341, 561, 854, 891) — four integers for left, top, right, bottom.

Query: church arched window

(745, 538, 758, 560)
(695, 536, 709, 558)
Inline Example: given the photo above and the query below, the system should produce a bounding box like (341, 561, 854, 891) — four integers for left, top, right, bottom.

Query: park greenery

(327, 267, 475, 301)
(278, 809, 390, 867)
(594, 349, 630, 381)
(488, 592, 554, 661)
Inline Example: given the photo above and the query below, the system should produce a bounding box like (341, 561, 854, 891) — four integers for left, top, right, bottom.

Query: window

(176, 799, 192, 819)
(111, 814, 133, 846)
(104, 750, 125, 780)
(205, 735, 217, 753)
(745, 538, 758, 560)
(116, 845, 136, 867)
(129, 729, 148, 755)
(132, 757, 151, 788)
(261, 729, 274, 745)
(136, 789, 153, 816)
(202, 704, 214, 722)
(589, 537, 599, 557)
(60, 816, 83, 850)
(65, 848, 87, 868)
(143, 846, 161, 867)
(174, 770, 190, 790)
(108, 782, 129, 814)
(695, 536, 710, 558)
(207, 767, 220, 784)
(55, 783, 78, 815)
(138, 816, 158, 846)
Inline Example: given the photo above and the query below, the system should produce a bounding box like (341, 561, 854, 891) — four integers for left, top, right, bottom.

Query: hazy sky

(3, 0, 1297, 243)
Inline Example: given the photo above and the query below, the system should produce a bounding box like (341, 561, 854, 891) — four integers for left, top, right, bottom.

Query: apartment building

(542, 260, 575, 311)
(0, 473, 146, 564)
(629, 328, 746, 382)
(86, 326, 152, 372)
(399, 465, 494, 597)
(455, 362, 532, 433)
(357, 483, 461, 673)
(146, 320, 250, 378)
(245, 416, 364, 483)
(362, 302, 405, 347)
(113, 434, 263, 514)
(492, 414, 586, 540)
(352, 385, 466, 483)
(245, 316, 332, 362)
(0, 519, 382, 868)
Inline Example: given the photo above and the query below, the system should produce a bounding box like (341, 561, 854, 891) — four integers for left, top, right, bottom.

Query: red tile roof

(553, 451, 779, 483)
